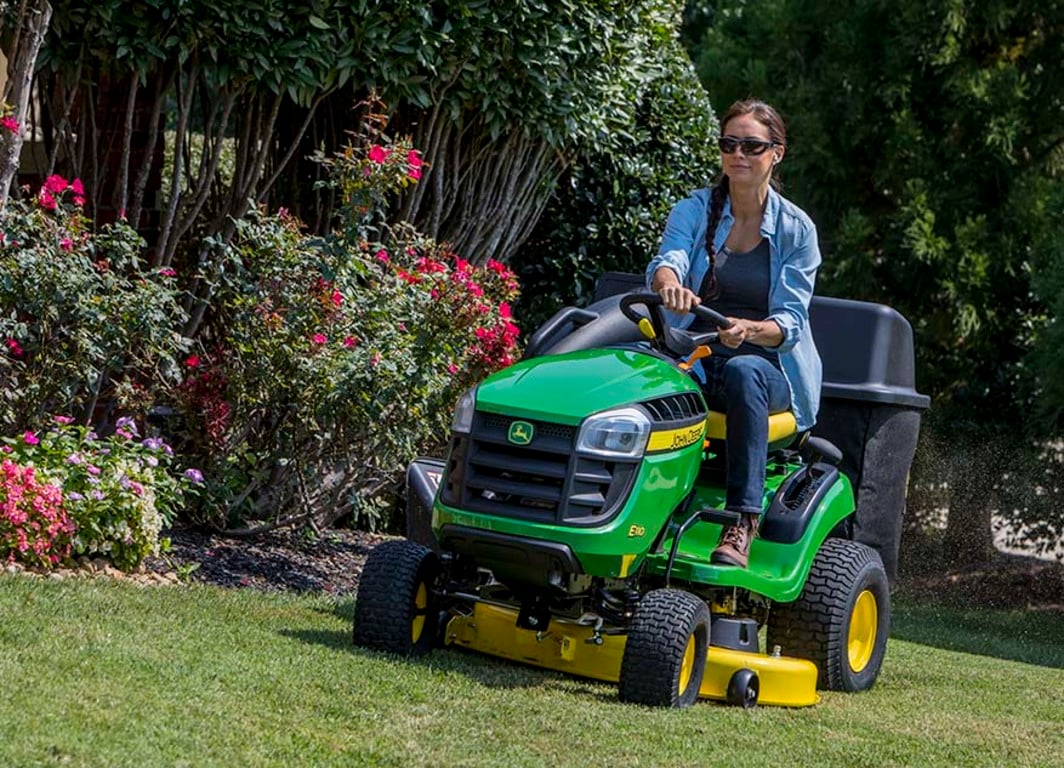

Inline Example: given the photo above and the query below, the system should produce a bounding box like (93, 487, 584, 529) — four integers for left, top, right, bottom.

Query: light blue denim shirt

(645, 186, 823, 430)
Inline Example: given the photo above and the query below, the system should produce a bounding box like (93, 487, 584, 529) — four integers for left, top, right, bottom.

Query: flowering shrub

(3, 416, 197, 570)
(0, 175, 188, 433)
(175, 124, 520, 531)
(0, 458, 74, 568)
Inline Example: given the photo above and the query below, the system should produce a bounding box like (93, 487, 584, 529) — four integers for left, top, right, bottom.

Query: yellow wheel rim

(411, 582, 428, 644)
(678, 635, 697, 694)
(848, 590, 878, 672)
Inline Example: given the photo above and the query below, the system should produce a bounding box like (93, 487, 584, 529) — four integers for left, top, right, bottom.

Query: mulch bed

(152, 525, 394, 596)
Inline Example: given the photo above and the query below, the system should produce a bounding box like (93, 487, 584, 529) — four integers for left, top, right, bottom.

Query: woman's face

(720, 112, 784, 188)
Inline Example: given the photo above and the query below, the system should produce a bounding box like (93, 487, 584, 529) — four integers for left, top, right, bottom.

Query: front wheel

(618, 589, 710, 708)
(353, 540, 440, 657)
(767, 538, 890, 691)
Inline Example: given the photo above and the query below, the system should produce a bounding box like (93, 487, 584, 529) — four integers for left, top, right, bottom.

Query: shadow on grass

(890, 598, 1064, 670)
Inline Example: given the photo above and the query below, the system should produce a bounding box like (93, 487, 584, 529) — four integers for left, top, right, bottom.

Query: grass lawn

(1, 575, 1061, 768)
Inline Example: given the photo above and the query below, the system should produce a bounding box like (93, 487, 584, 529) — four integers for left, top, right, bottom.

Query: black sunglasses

(717, 137, 779, 156)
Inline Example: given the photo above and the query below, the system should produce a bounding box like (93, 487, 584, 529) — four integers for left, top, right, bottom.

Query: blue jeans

(701, 354, 792, 516)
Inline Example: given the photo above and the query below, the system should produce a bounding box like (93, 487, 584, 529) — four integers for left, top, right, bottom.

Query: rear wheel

(767, 539, 890, 691)
(618, 589, 710, 708)
(353, 540, 440, 657)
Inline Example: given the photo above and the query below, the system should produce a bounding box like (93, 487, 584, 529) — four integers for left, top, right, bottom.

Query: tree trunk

(0, 0, 53, 206)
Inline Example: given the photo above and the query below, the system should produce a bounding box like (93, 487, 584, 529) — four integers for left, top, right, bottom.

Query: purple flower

(115, 416, 139, 435)
(91, 490, 105, 500)
(144, 455, 158, 468)
(184, 468, 204, 484)
(142, 437, 164, 451)
(66, 453, 83, 465)
(68, 491, 84, 501)
(86, 465, 101, 476)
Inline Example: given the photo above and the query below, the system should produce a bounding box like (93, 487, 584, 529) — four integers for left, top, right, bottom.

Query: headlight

(576, 406, 651, 459)
(451, 386, 477, 433)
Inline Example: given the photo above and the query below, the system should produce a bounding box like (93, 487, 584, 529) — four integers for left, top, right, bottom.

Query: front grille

(640, 392, 705, 423)
(439, 412, 639, 526)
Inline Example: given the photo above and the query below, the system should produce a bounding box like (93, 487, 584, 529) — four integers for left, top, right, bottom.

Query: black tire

(353, 540, 440, 657)
(768, 538, 890, 691)
(618, 589, 710, 708)
(727, 668, 759, 708)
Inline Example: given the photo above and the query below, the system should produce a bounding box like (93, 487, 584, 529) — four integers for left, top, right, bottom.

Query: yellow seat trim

(705, 410, 798, 443)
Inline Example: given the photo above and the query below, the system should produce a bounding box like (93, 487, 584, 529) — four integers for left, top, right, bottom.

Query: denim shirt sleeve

(767, 220, 820, 354)
(645, 194, 706, 290)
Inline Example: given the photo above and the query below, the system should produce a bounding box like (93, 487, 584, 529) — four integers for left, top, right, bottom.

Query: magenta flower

(70, 178, 85, 196)
(185, 355, 201, 368)
(312, 333, 327, 345)
(53, 415, 74, 425)
(43, 175, 69, 194)
(368, 144, 388, 164)
(5, 338, 23, 357)
(38, 189, 57, 211)
(343, 336, 358, 348)
(158, 267, 177, 277)
(375, 249, 389, 263)
(22, 431, 39, 446)
(59, 237, 73, 253)
(0, 116, 19, 134)
(331, 290, 343, 307)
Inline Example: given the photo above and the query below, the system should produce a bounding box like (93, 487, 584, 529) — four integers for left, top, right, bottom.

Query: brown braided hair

(703, 99, 787, 300)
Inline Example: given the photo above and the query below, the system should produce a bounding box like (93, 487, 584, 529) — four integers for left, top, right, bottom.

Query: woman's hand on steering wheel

(657, 283, 701, 314)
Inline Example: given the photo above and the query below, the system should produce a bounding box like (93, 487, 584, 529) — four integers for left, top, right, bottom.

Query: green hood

(475, 348, 700, 424)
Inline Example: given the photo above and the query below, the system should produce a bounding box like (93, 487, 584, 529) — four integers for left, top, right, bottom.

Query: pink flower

(499, 302, 512, 319)
(70, 178, 85, 196)
(311, 333, 327, 345)
(38, 189, 57, 211)
(447, 362, 459, 375)
(53, 415, 73, 425)
(408, 167, 422, 181)
(5, 338, 23, 357)
(22, 431, 39, 446)
(43, 175, 69, 194)
(0, 116, 19, 134)
(331, 290, 343, 307)
(73, 196, 86, 208)
(59, 237, 73, 252)
(368, 144, 388, 164)
(158, 267, 177, 277)
(343, 336, 358, 348)
(370, 351, 382, 366)
(407, 149, 423, 168)
(375, 249, 389, 263)
(185, 355, 201, 368)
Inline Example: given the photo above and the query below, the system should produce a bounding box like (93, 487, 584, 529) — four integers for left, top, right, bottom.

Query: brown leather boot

(710, 514, 759, 568)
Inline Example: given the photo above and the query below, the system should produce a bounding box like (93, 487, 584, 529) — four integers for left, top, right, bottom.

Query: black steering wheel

(618, 291, 733, 357)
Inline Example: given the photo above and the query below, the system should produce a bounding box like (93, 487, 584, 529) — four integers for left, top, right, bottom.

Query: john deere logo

(508, 420, 534, 445)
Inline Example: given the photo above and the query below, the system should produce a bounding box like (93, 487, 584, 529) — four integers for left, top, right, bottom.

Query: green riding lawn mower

(353, 273, 928, 708)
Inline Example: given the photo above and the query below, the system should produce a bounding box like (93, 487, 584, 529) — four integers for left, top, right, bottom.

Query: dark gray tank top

(691, 238, 780, 366)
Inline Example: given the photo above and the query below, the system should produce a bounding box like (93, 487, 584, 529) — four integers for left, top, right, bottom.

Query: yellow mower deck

(445, 603, 819, 707)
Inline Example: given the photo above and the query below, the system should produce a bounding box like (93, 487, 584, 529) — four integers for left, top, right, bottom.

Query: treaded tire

(618, 589, 710, 708)
(768, 538, 890, 692)
(353, 540, 440, 657)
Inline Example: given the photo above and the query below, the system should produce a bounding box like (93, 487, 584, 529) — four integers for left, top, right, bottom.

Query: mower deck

(445, 602, 819, 707)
